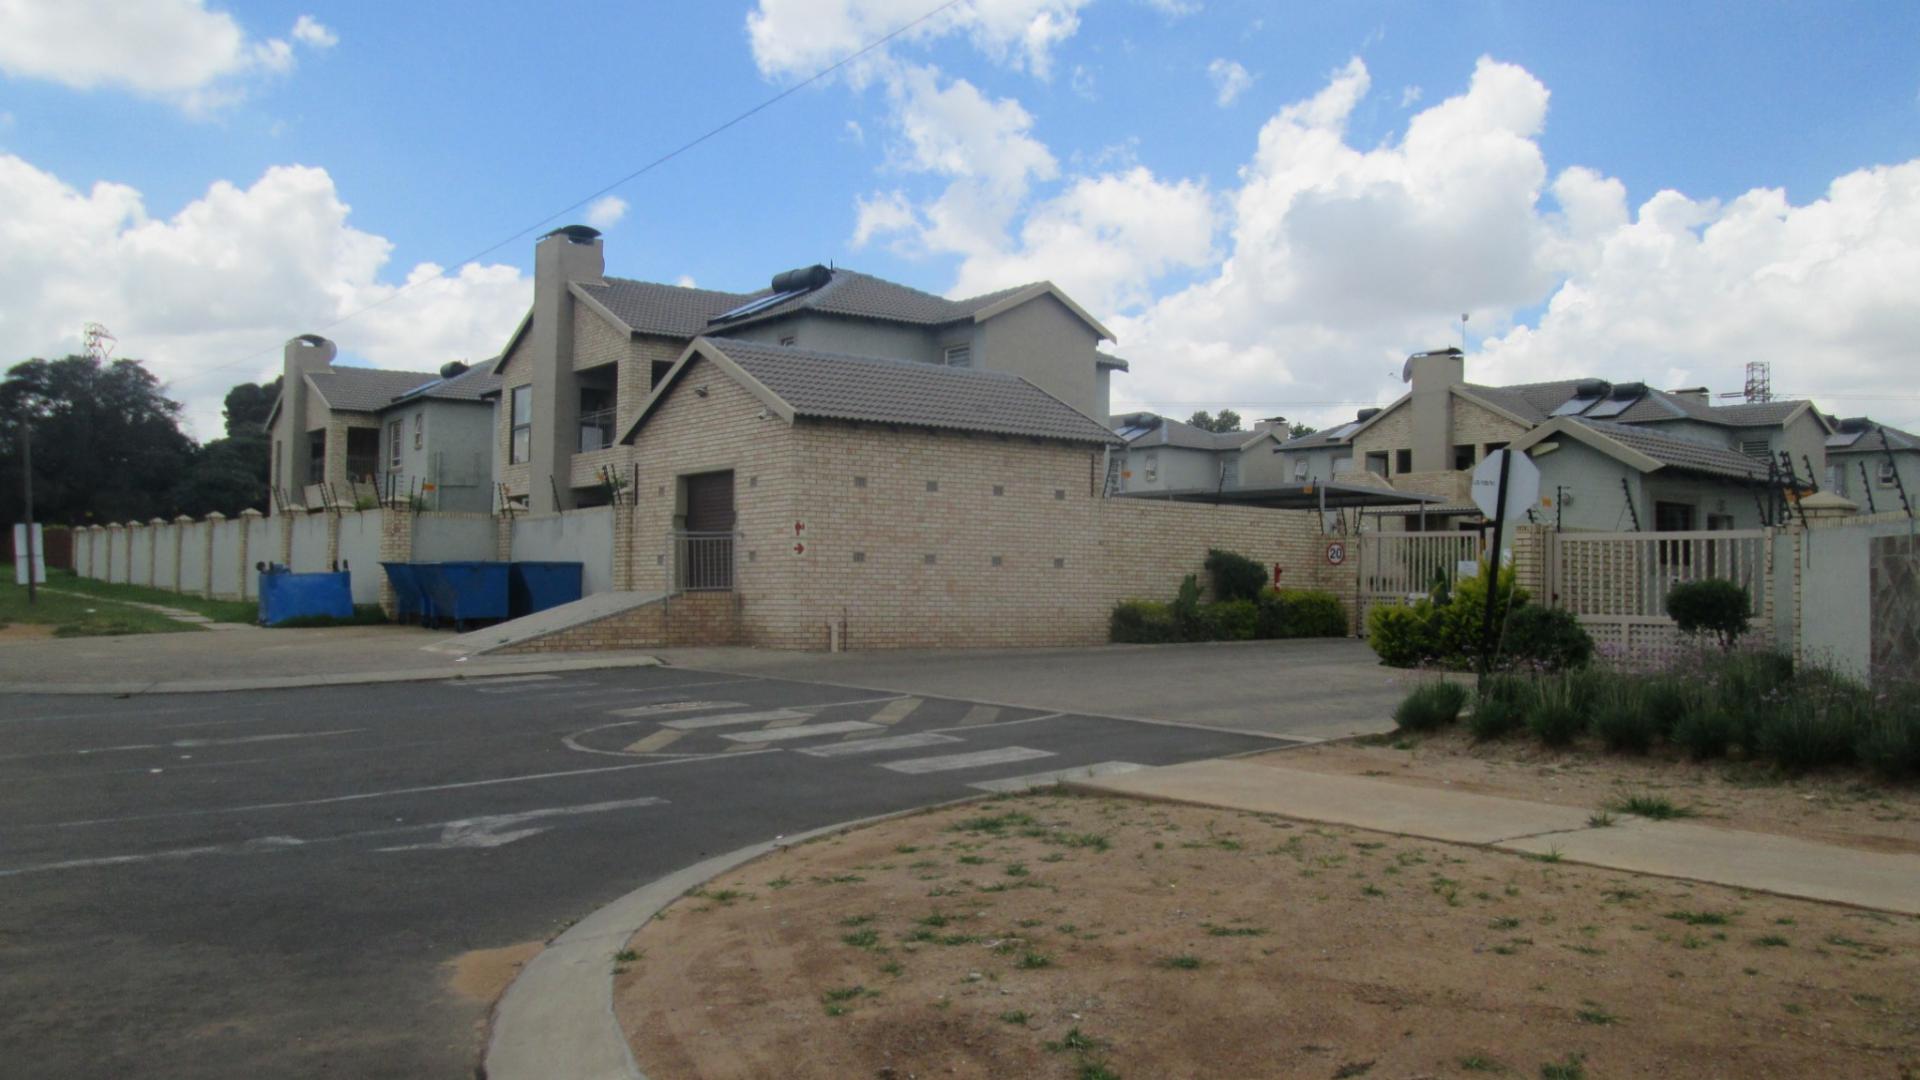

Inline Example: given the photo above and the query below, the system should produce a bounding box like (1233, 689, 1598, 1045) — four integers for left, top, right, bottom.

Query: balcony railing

(579, 408, 617, 452)
(673, 530, 736, 592)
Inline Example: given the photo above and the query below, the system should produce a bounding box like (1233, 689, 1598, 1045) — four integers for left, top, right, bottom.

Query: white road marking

(623, 729, 685, 753)
(375, 796, 665, 852)
(457, 674, 562, 687)
(957, 705, 1001, 727)
(879, 746, 1055, 774)
(0, 836, 310, 878)
(172, 729, 360, 748)
(968, 761, 1146, 793)
(868, 697, 923, 726)
(721, 720, 881, 744)
(468, 680, 587, 694)
(605, 701, 744, 717)
(663, 709, 810, 730)
(797, 733, 963, 758)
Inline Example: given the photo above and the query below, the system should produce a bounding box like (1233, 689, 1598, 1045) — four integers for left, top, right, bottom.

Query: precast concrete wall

(243, 516, 275, 598)
(210, 520, 244, 598)
(337, 510, 385, 604)
(510, 507, 615, 595)
(412, 513, 498, 563)
(289, 515, 330, 572)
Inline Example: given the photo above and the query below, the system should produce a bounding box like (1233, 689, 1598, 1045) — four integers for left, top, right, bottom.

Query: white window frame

(387, 419, 403, 468)
(413, 411, 424, 450)
(510, 386, 533, 465)
(942, 342, 972, 367)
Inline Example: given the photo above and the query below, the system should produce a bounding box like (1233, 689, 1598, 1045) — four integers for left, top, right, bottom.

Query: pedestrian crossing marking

(606, 701, 744, 718)
(797, 733, 962, 758)
(869, 698, 923, 726)
(880, 746, 1055, 774)
(623, 729, 686, 754)
(664, 709, 810, 731)
(956, 705, 1000, 727)
(721, 720, 881, 744)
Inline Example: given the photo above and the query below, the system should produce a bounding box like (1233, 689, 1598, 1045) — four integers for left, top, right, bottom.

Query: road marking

(467, 680, 586, 694)
(868, 697, 923, 726)
(172, 729, 360, 748)
(956, 705, 1001, 727)
(376, 796, 666, 852)
(721, 720, 880, 744)
(797, 732, 962, 758)
(664, 709, 810, 731)
(622, 729, 685, 753)
(762, 714, 809, 730)
(605, 701, 744, 718)
(968, 761, 1146, 793)
(458, 674, 562, 687)
(879, 746, 1055, 774)
(23, 754, 765, 831)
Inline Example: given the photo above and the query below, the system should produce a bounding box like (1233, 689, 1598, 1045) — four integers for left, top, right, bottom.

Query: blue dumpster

(257, 566, 354, 627)
(509, 561, 585, 618)
(380, 562, 435, 625)
(413, 561, 509, 630)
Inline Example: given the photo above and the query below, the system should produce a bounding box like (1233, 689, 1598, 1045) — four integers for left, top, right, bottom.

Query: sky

(1, 0, 1917, 442)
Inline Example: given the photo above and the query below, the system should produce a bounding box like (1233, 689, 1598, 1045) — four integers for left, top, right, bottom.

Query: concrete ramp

(425, 591, 739, 656)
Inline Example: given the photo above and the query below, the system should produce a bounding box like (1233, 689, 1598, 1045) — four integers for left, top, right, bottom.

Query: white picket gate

(1550, 529, 1774, 663)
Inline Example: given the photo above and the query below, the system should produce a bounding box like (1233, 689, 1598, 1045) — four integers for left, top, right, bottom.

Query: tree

(1187, 409, 1243, 433)
(170, 375, 280, 517)
(1289, 421, 1317, 438)
(0, 355, 195, 527)
(222, 376, 280, 437)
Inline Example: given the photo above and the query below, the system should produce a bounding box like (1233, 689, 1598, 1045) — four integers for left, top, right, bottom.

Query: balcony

(578, 408, 617, 453)
(673, 530, 736, 592)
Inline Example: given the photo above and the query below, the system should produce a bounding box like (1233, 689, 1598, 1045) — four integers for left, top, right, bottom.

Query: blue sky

(2, 0, 1917, 438)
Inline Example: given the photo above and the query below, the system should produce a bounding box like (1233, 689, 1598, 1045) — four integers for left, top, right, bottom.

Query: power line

(177, 0, 970, 385)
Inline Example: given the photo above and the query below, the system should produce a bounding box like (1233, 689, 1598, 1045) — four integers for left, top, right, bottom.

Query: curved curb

(483, 802, 968, 1080)
(3, 654, 664, 697)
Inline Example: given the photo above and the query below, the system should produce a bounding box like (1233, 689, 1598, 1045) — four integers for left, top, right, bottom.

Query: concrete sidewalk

(0, 623, 662, 694)
(1072, 757, 1920, 916)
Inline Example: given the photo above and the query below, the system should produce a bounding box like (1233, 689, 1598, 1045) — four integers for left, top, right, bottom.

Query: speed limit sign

(1326, 541, 1346, 566)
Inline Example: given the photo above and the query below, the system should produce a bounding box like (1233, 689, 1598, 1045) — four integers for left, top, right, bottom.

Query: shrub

(1500, 604, 1593, 672)
(1590, 677, 1658, 754)
(1640, 677, 1690, 740)
(1665, 579, 1752, 648)
(1469, 674, 1534, 740)
(1855, 698, 1920, 781)
(1432, 563, 1529, 664)
(1367, 601, 1438, 667)
(1172, 573, 1204, 639)
(1199, 599, 1258, 641)
(1395, 680, 1470, 732)
(1758, 677, 1870, 773)
(1525, 676, 1587, 747)
(1709, 650, 1795, 750)
(1110, 600, 1181, 643)
(1671, 689, 1736, 760)
(1204, 549, 1269, 604)
(1257, 588, 1348, 639)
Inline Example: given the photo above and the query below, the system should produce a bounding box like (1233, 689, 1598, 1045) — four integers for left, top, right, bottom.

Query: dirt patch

(0, 623, 58, 642)
(445, 941, 543, 1004)
(1263, 730, 1920, 855)
(616, 793, 1920, 1079)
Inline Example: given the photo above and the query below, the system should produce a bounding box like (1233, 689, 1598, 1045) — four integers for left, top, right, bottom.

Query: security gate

(1356, 530, 1483, 629)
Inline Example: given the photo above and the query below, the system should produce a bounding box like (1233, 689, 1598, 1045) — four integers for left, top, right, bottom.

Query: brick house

(1276, 347, 1831, 531)
(265, 334, 499, 512)
(486, 225, 1125, 514)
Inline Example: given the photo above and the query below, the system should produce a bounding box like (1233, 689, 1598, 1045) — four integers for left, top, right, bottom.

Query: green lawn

(0, 569, 204, 637)
(44, 570, 259, 624)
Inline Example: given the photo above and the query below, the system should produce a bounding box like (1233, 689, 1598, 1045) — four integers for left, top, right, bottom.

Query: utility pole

(20, 410, 35, 606)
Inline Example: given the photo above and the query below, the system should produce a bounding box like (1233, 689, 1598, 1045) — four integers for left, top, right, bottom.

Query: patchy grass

(1, 572, 203, 637)
(42, 570, 259, 623)
(1611, 794, 1697, 821)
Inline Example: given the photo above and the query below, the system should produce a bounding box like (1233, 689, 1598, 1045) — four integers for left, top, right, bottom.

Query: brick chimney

(1401, 347, 1464, 472)
(528, 225, 607, 513)
(276, 334, 337, 503)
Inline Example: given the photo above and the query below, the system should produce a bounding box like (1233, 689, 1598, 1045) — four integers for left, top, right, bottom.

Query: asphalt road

(0, 666, 1285, 1079)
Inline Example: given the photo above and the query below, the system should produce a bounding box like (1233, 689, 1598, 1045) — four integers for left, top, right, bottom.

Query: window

(388, 420, 403, 468)
(942, 343, 972, 367)
(1825, 465, 1846, 495)
(1394, 448, 1413, 474)
(1143, 451, 1159, 483)
(1453, 444, 1476, 470)
(1483, 441, 1508, 459)
(1739, 438, 1773, 461)
(1654, 501, 1695, 532)
(1220, 456, 1240, 489)
(1880, 461, 1898, 487)
(1365, 452, 1389, 478)
(1293, 458, 1309, 481)
(510, 385, 532, 465)
(413, 412, 424, 450)
(778, 334, 797, 347)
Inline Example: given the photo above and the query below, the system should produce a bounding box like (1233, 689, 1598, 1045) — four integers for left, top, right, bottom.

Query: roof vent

(542, 225, 602, 245)
(1357, 407, 1381, 422)
(439, 361, 469, 380)
(770, 264, 832, 294)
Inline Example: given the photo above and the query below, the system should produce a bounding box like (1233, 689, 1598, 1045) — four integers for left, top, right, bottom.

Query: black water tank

(1357, 407, 1381, 422)
(1573, 378, 1611, 398)
(771, 264, 832, 294)
(439, 360, 469, 380)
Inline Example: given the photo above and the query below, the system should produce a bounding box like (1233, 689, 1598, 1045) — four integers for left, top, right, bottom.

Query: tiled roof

(306, 367, 441, 413)
(1826, 420, 1920, 454)
(709, 270, 1031, 331)
(698, 337, 1118, 445)
(1280, 420, 1364, 450)
(390, 363, 501, 405)
(1113, 412, 1247, 451)
(1574, 418, 1774, 481)
(1458, 380, 1810, 428)
(576, 279, 757, 338)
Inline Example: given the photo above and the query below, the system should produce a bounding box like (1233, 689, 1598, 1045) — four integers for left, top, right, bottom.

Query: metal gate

(1550, 529, 1773, 662)
(676, 471, 736, 591)
(1356, 530, 1483, 629)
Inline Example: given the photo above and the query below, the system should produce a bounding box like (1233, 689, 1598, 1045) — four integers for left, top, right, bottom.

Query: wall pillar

(172, 515, 193, 595)
(202, 512, 223, 597)
(611, 504, 636, 591)
(278, 509, 294, 568)
(238, 508, 264, 599)
(377, 500, 415, 618)
(496, 511, 513, 561)
(146, 518, 166, 587)
(325, 510, 342, 570)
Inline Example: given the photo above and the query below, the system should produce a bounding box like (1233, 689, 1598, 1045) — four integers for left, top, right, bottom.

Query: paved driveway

(0, 666, 1284, 1079)
(655, 638, 1405, 741)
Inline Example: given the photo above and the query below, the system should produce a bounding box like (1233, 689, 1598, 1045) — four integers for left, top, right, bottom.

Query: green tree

(1187, 409, 1243, 433)
(1289, 421, 1317, 438)
(170, 375, 280, 516)
(0, 355, 195, 527)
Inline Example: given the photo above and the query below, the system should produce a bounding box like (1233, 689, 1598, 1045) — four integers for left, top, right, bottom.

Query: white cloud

(1141, 0, 1201, 15)
(584, 195, 629, 229)
(1400, 84, 1422, 108)
(843, 119, 865, 143)
(1069, 63, 1096, 101)
(886, 64, 1057, 195)
(0, 0, 330, 110)
(674, 275, 698, 288)
(0, 154, 528, 440)
(290, 14, 337, 49)
(745, 0, 1093, 81)
(852, 189, 917, 248)
(1207, 58, 1253, 107)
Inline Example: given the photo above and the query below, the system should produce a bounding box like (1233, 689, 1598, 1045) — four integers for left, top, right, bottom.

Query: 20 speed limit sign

(1325, 541, 1346, 566)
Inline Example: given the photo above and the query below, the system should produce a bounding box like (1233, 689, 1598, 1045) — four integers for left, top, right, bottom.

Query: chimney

(1253, 415, 1287, 433)
(1668, 386, 1710, 405)
(277, 334, 337, 501)
(527, 226, 606, 513)
(1401, 347, 1464, 472)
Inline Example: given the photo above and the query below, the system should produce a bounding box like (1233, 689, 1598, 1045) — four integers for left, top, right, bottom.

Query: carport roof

(1113, 481, 1443, 510)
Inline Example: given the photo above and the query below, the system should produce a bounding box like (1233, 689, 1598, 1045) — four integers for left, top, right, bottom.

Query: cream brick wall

(1348, 400, 1412, 475)
(1453, 397, 1527, 451)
